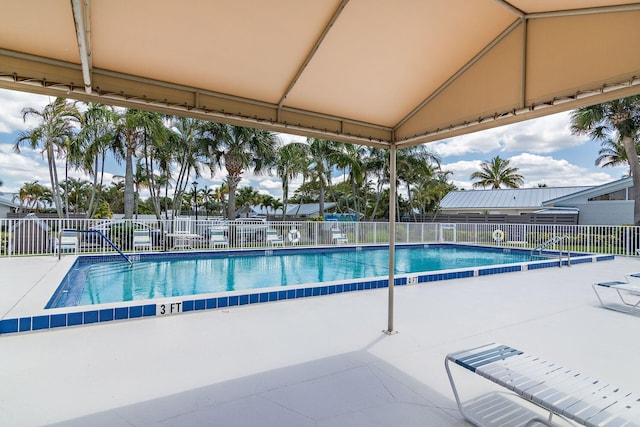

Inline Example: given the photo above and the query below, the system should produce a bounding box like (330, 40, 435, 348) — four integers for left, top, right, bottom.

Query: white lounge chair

(132, 229, 152, 251)
(593, 276, 640, 313)
(266, 229, 284, 246)
(57, 229, 78, 254)
(446, 343, 640, 427)
(331, 228, 348, 245)
(209, 229, 228, 248)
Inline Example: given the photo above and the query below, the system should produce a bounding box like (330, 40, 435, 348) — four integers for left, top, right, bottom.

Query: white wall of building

(0, 204, 12, 218)
(570, 201, 633, 225)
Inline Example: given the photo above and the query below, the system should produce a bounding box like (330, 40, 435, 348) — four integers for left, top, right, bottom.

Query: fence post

(626, 226, 631, 256)
(7, 218, 13, 257)
(314, 222, 318, 246)
(374, 222, 377, 244)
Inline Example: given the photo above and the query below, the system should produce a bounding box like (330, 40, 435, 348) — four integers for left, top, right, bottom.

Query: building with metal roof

(440, 178, 634, 225)
(542, 177, 634, 225)
(440, 186, 591, 215)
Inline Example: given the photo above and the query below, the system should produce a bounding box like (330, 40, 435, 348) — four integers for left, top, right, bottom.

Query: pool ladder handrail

(79, 229, 133, 266)
(530, 235, 570, 267)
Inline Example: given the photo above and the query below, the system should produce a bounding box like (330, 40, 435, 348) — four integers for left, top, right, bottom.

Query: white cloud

(444, 153, 624, 190)
(510, 153, 621, 187)
(499, 112, 585, 154)
(429, 133, 501, 157)
(429, 111, 587, 158)
(0, 89, 50, 134)
(0, 145, 50, 192)
(441, 160, 483, 190)
(0, 143, 123, 194)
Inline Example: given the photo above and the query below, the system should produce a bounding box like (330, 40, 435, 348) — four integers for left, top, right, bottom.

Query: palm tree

(470, 156, 524, 189)
(411, 170, 456, 217)
(199, 123, 277, 219)
(200, 187, 216, 216)
(13, 97, 81, 217)
(397, 146, 441, 220)
(61, 177, 91, 213)
(103, 180, 125, 213)
(14, 181, 53, 213)
(366, 147, 389, 220)
(267, 198, 284, 218)
(276, 142, 308, 220)
(76, 103, 118, 218)
(259, 194, 283, 217)
(333, 142, 368, 217)
(135, 111, 168, 219)
(112, 109, 167, 219)
(305, 138, 340, 218)
(235, 186, 262, 217)
(571, 96, 640, 225)
(592, 134, 640, 174)
(133, 160, 150, 219)
(166, 116, 207, 217)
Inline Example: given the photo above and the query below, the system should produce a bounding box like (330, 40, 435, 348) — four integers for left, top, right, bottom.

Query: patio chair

(168, 216, 200, 249)
(446, 343, 640, 427)
(593, 276, 640, 313)
(209, 229, 228, 248)
(57, 229, 78, 254)
(331, 228, 348, 245)
(132, 229, 152, 251)
(266, 229, 284, 246)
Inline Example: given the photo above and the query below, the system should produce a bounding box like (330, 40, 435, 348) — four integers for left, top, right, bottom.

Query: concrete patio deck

(1, 255, 639, 426)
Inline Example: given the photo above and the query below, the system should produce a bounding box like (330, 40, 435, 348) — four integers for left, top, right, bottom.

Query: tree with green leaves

(76, 103, 118, 218)
(276, 142, 308, 220)
(332, 142, 369, 217)
(571, 96, 640, 225)
(14, 181, 52, 213)
(112, 109, 166, 219)
(60, 177, 91, 214)
(13, 97, 81, 217)
(235, 186, 262, 216)
(199, 123, 277, 219)
(103, 180, 125, 214)
(470, 156, 524, 189)
(365, 147, 389, 220)
(397, 146, 441, 220)
(304, 138, 340, 218)
(411, 170, 456, 217)
(166, 116, 205, 217)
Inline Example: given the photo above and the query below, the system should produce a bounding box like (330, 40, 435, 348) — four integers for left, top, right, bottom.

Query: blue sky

(0, 88, 628, 199)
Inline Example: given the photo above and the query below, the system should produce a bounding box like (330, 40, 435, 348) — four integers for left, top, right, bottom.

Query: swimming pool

(48, 244, 591, 309)
(0, 244, 612, 335)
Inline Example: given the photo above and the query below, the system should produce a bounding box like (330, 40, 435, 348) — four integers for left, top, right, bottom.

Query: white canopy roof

(1, 1, 640, 147)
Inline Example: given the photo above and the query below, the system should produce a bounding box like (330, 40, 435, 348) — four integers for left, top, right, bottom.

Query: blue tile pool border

(0, 246, 613, 336)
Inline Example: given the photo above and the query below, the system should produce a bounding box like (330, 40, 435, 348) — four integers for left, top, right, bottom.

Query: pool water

(48, 245, 543, 308)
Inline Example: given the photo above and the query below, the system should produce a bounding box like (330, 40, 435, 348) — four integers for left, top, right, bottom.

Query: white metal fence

(1, 218, 639, 257)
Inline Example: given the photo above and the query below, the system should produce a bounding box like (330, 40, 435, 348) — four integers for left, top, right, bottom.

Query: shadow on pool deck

(48, 350, 464, 427)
